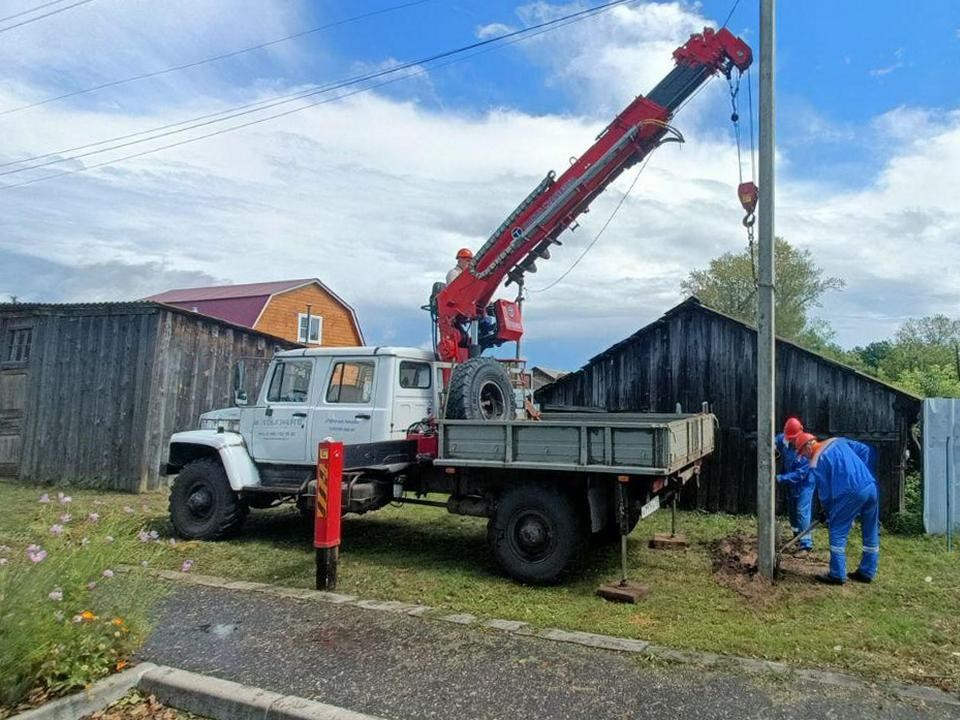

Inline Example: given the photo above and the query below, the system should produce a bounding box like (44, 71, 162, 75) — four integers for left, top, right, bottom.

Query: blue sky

(0, 0, 958, 371)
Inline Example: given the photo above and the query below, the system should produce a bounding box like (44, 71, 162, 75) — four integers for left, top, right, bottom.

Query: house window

(266, 361, 313, 403)
(326, 361, 375, 404)
(6, 328, 32, 363)
(399, 361, 431, 389)
(297, 314, 322, 344)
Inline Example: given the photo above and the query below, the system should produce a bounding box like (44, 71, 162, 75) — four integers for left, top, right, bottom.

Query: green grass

(1, 480, 958, 695)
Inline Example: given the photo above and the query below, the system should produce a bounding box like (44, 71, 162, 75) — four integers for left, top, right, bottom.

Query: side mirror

(233, 362, 248, 406)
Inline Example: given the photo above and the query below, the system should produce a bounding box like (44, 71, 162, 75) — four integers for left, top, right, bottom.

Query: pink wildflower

(86, 581, 97, 590)
(49, 524, 64, 537)
(181, 559, 194, 573)
(39, 493, 51, 504)
(48, 589, 63, 602)
(26, 545, 47, 563)
(88, 513, 100, 523)
(59, 513, 72, 524)
(137, 529, 159, 543)
(102, 569, 114, 578)
(57, 493, 72, 505)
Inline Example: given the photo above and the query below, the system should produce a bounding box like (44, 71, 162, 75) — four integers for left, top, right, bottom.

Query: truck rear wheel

(487, 484, 585, 584)
(169, 458, 247, 540)
(445, 357, 515, 421)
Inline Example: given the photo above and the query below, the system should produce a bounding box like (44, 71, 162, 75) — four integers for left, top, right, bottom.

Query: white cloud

(476, 22, 515, 39)
(0, 0, 957, 366)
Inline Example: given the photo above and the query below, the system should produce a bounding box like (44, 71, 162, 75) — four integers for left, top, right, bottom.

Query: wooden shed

(536, 298, 922, 519)
(0, 302, 297, 491)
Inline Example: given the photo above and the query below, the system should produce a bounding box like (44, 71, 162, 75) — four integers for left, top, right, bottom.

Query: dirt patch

(708, 532, 827, 601)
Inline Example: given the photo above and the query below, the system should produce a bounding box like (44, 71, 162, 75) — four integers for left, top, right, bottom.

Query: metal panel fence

(923, 398, 958, 545)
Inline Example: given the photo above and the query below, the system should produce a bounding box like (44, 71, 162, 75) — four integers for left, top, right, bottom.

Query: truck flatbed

(436, 412, 715, 477)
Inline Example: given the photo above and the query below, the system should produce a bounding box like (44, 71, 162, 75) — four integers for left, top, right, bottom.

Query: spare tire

(445, 357, 516, 421)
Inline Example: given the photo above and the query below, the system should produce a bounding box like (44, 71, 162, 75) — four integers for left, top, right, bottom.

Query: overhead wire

(0, 0, 94, 34)
(0, 0, 433, 116)
(0, 0, 642, 188)
(0, 0, 73, 23)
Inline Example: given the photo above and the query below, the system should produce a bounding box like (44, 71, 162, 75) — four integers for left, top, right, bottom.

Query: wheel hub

(514, 513, 551, 558)
(186, 487, 213, 517)
(478, 380, 506, 420)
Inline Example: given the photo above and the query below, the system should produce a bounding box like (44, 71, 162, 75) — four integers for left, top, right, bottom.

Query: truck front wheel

(169, 458, 247, 540)
(487, 484, 586, 584)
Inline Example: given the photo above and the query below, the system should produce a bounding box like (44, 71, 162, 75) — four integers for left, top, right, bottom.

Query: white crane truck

(165, 27, 752, 583)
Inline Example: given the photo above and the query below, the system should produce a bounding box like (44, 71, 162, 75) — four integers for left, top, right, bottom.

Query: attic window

(6, 327, 32, 363)
(298, 314, 322, 345)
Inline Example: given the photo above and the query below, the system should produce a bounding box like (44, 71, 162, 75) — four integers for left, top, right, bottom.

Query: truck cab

(237, 346, 438, 464)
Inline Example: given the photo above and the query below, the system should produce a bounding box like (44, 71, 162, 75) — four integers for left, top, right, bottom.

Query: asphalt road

(140, 585, 957, 720)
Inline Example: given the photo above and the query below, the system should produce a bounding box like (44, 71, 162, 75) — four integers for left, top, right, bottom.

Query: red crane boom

(431, 27, 752, 365)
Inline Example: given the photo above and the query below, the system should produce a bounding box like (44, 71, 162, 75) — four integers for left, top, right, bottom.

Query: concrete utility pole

(756, 0, 777, 579)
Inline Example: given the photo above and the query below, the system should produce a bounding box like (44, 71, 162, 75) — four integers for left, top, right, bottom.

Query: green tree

(681, 238, 845, 344)
(894, 365, 960, 398)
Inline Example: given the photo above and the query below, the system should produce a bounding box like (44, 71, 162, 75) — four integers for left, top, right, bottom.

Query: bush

(887, 472, 924, 535)
(0, 494, 167, 712)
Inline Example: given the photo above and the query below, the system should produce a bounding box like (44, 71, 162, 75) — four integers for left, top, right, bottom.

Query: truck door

(308, 357, 380, 462)
(392, 359, 434, 438)
(248, 358, 314, 464)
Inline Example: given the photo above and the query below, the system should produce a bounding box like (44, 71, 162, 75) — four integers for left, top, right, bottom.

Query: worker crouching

(793, 432, 880, 585)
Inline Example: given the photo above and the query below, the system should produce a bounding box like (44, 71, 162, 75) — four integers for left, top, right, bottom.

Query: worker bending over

(775, 428, 813, 552)
(793, 432, 880, 584)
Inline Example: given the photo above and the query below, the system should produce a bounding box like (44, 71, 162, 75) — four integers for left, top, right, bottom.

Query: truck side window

(326, 361, 375, 404)
(266, 361, 312, 403)
(399, 361, 431, 389)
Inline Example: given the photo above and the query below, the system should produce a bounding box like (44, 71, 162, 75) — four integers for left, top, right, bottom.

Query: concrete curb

(11, 663, 158, 720)
(144, 568, 960, 709)
(139, 666, 385, 720)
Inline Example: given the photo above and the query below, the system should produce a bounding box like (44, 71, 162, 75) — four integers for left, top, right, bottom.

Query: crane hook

(738, 180, 758, 227)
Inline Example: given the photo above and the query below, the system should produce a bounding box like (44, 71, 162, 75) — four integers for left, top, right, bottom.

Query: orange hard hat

(792, 432, 816, 453)
(783, 417, 804, 441)
(456, 248, 474, 260)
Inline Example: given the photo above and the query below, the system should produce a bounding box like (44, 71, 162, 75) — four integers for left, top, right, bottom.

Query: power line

(0, 0, 94, 34)
(0, 0, 432, 116)
(720, 0, 742, 29)
(0, 5, 632, 190)
(0, 0, 640, 187)
(0, 0, 72, 23)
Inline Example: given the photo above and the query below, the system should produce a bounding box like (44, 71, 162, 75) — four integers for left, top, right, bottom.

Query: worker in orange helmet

(793, 431, 879, 585)
(783, 417, 804, 443)
(445, 248, 473, 284)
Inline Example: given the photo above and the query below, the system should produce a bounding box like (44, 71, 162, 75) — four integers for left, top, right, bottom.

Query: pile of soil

(708, 532, 826, 600)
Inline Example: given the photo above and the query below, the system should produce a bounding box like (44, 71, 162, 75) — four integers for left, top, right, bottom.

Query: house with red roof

(145, 278, 363, 347)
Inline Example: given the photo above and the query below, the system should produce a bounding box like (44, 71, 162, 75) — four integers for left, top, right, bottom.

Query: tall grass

(0, 493, 167, 713)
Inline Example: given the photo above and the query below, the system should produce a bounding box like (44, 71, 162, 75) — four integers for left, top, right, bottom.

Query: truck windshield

(266, 361, 312, 403)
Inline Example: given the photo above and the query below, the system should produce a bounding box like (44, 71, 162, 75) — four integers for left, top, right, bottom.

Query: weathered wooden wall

(537, 300, 921, 520)
(2, 303, 294, 492)
(144, 309, 291, 489)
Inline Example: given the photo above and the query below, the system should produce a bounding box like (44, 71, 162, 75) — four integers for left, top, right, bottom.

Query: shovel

(777, 519, 822, 555)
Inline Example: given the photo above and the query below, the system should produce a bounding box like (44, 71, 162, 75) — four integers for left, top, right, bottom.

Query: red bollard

(314, 440, 343, 590)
